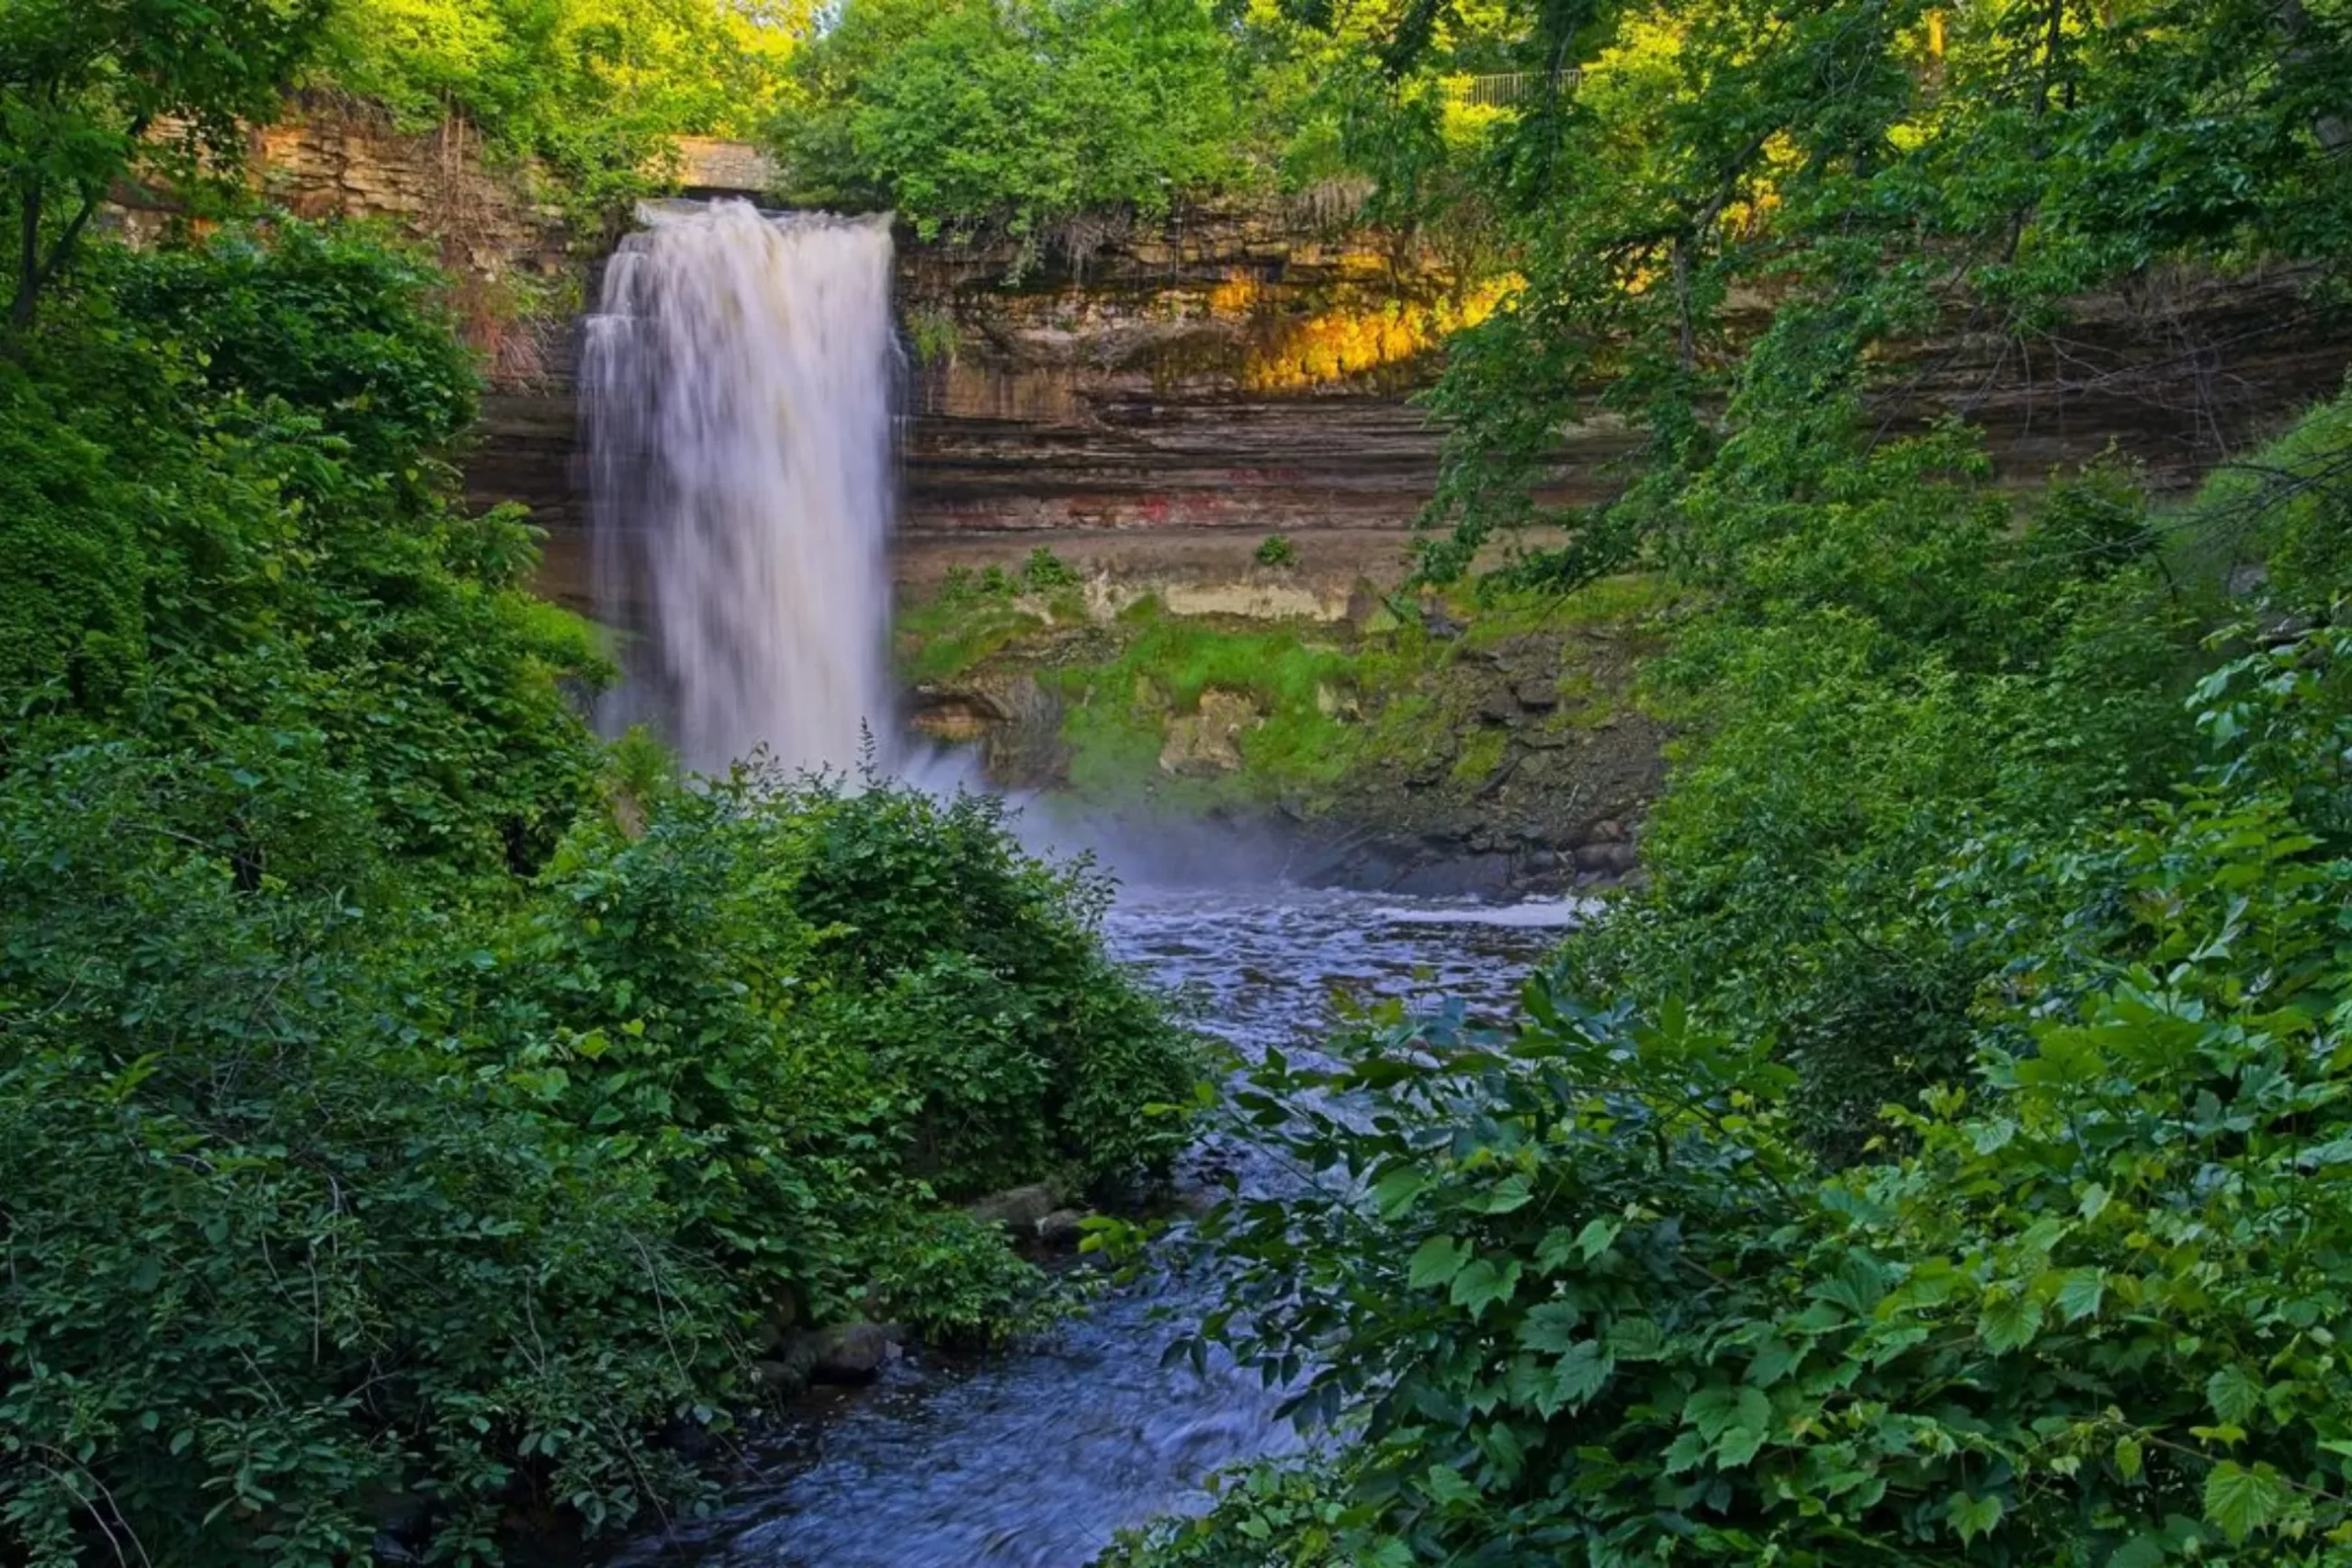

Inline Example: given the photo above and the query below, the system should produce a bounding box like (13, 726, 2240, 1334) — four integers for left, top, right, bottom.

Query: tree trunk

(10, 185, 40, 332)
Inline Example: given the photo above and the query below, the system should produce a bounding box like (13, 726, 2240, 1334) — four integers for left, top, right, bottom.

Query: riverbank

(896, 560, 1676, 896)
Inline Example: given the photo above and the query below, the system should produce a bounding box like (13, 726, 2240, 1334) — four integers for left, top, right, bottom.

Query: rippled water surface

(616, 885, 1576, 1568)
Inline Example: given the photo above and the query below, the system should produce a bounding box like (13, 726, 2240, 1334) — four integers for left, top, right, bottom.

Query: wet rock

(1314, 681, 1361, 721)
(1035, 1209, 1090, 1247)
(968, 1183, 1059, 1232)
(909, 672, 1069, 788)
(788, 1322, 904, 1385)
(1390, 853, 1515, 898)
(364, 1488, 433, 1564)
(1476, 687, 1521, 726)
(752, 1359, 802, 1394)
(1575, 841, 1640, 878)
(1515, 679, 1559, 712)
(1159, 688, 1260, 776)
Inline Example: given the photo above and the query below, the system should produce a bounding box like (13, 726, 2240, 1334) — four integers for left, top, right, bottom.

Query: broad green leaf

(1371, 1168, 1427, 1219)
(2054, 1268, 2106, 1325)
(1517, 1301, 1582, 1353)
(1544, 1340, 1614, 1416)
(1978, 1291, 2043, 1354)
(1408, 1235, 1467, 1290)
(1604, 1315, 1666, 1361)
(1424, 1463, 1479, 1507)
(1450, 1257, 1521, 1318)
(1715, 1425, 1768, 1468)
(2204, 1363, 2263, 1426)
(2204, 1461, 2290, 1543)
(1532, 1226, 1578, 1273)
(1947, 1491, 2004, 1544)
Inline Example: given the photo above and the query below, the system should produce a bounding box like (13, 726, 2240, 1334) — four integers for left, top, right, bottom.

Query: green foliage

(1030, 579, 1668, 807)
(0, 0, 330, 326)
(1124, 626, 2352, 1566)
(904, 302, 962, 366)
(318, 0, 798, 222)
(779, 0, 1249, 246)
(1102, 12, 2352, 1562)
(0, 221, 1198, 1566)
(2167, 381, 2352, 610)
(1254, 534, 1299, 569)
(1021, 546, 1081, 592)
(765, 778, 1199, 1193)
(1399, 0, 2352, 589)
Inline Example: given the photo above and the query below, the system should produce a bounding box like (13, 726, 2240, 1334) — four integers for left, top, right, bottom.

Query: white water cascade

(584, 199, 899, 773)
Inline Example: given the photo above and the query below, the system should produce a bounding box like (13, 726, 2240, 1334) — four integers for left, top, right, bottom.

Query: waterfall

(583, 199, 899, 774)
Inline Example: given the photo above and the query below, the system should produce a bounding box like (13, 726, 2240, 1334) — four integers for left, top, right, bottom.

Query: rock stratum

(186, 118, 2352, 599)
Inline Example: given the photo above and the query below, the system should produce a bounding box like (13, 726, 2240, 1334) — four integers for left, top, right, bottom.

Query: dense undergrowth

(1098, 0, 2352, 1562)
(0, 217, 1195, 1566)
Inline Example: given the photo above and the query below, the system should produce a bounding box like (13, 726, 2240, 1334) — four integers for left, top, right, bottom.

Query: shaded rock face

(1295, 627, 1668, 897)
(505, 226, 2352, 617)
(908, 671, 1069, 788)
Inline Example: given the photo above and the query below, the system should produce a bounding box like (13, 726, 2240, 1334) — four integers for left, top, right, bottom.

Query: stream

(613, 884, 1576, 1568)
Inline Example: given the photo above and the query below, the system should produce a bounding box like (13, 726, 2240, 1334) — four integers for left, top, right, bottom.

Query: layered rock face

(897, 206, 1480, 542)
(200, 127, 2352, 603)
(200, 125, 2352, 886)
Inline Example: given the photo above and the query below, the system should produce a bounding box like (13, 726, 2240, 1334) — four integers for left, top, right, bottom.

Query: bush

(1021, 546, 1080, 592)
(1253, 534, 1298, 569)
(0, 224, 1198, 1566)
(1127, 627, 2352, 1567)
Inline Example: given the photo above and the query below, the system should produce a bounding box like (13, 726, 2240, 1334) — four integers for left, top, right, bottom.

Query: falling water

(584, 200, 899, 773)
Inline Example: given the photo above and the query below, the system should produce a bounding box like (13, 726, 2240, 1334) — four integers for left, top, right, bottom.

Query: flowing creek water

(613, 883, 1577, 1568)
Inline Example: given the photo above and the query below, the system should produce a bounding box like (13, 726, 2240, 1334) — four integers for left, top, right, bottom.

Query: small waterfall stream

(585, 200, 899, 773)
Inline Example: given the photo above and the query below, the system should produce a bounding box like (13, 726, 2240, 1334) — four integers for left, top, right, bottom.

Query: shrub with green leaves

(1120, 624, 2352, 1567)
(0, 219, 1198, 1566)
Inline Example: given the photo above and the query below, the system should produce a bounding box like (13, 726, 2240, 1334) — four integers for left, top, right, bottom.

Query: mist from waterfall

(584, 199, 899, 774)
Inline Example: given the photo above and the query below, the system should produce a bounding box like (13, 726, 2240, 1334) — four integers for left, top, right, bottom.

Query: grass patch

(893, 572, 1675, 804)
(896, 596, 1047, 682)
(1449, 726, 1510, 785)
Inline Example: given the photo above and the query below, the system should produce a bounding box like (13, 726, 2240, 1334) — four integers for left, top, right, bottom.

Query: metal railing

(1446, 69, 1584, 108)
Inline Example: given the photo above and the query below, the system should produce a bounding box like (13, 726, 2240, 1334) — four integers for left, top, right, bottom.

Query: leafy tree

(0, 0, 330, 327)
(779, 0, 1248, 248)
(318, 0, 805, 218)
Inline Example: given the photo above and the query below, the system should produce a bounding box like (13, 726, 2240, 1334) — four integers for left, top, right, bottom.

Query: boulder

(786, 1322, 904, 1385)
(1575, 840, 1640, 877)
(967, 1183, 1059, 1232)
